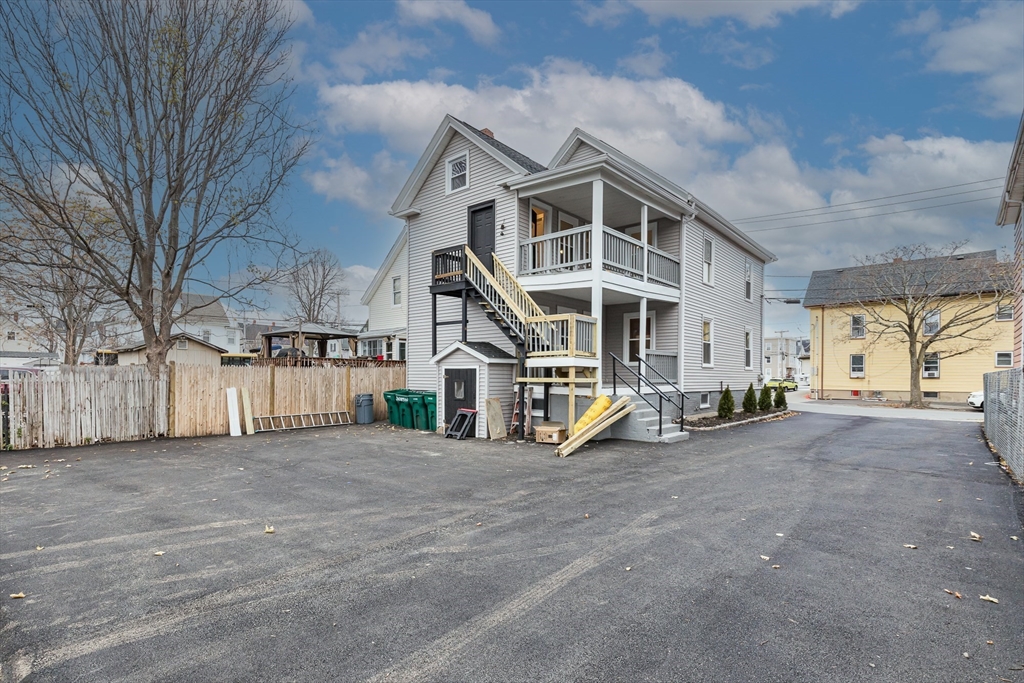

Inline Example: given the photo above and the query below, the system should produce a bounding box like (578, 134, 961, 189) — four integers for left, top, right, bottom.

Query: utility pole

(774, 330, 789, 379)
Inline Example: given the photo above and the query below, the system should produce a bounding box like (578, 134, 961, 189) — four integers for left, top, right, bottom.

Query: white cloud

(703, 30, 776, 69)
(617, 35, 671, 77)
(283, 0, 314, 27)
(576, 0, 632, 28)
(916, 3, 1024, 117)
(329, 23, 429, 83)
(896, 6, 941, 35)
(396, 0, 500, 45)
(305, 151, 409, 212)
(629, 0, 859, 29)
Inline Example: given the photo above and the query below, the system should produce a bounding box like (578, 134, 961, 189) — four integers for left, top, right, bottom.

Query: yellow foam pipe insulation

(574, 394, 612, 433)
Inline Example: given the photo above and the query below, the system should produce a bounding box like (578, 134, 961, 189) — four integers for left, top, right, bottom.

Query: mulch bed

(685, 409, 792, 429)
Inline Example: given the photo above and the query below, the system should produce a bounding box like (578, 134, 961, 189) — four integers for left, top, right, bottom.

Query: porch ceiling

(530, 182, 675, 229)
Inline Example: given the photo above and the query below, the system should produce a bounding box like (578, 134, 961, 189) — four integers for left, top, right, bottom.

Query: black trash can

(355, 393, 374, 424)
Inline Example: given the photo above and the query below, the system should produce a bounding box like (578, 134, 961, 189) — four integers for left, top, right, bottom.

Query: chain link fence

(984, 369, 1023, 481)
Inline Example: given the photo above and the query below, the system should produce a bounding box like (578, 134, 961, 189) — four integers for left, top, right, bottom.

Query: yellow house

(804, 250, 1015, 403)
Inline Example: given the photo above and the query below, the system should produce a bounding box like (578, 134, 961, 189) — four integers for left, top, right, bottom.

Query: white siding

(682, 219, 764, 393)
(435, 349, 487, 438)
(407, 132, 520, 391)
(366, 239, 407, 332)
(565, 141, 604, 165)
(602, 301, 679, 382)
(487, 362, 515, 430)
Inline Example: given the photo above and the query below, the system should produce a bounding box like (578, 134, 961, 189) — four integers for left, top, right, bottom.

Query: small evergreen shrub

(717, 386, 735, 419)
(742, 383, 757, 414)
(774, 385, 787, 410)
(758, 384, 773, 411)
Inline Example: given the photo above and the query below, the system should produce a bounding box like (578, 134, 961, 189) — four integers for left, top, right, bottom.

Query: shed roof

(430, 341, 517, 365)
(116, 332, 227, 354)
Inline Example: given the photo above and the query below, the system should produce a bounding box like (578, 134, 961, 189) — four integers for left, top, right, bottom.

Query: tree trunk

(908, 353, 924, 408)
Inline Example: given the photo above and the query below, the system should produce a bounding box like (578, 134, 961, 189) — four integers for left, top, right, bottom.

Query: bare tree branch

(286, 249, 349, 325)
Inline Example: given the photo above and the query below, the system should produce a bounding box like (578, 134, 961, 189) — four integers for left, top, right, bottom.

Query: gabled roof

(997, 111, 1024, 226)
(390, 115, 547, 217)
(360, 226, 407, 306)
(802, 250, 1009, 308)
(430, 341, 517, 365)
(117, 332, 227, 354)
(177, 293, 230, 326)
(547, 128, 776, 264)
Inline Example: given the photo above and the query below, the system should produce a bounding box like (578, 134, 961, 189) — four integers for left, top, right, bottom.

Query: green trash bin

(408, 392, 428, 431)
(394, 392, 415, 429)
(422, 392, 437, 431)
(382, 389, 404, 426)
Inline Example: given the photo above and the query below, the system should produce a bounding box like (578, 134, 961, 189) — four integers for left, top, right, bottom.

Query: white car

(967, 390, 984, 410)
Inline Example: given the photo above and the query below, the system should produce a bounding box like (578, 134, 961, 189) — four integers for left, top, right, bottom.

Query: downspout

(819, 306, 825, 399)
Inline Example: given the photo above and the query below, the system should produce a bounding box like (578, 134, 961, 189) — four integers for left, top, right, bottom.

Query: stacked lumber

(555, 396, 635, 457)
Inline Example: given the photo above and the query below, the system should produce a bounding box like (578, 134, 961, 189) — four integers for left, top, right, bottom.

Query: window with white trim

(744, 260, 752, 300)
(445, 152, 468, 194)
(996, 304, 1013, 321)
(922, 352, 939, 378)
(702, 318, 713, 366)
(702, 236, 713, 284)
(923, 310, 940, 336)
(850, 314, 865, 339)
(923, 391, 939, 399)
(995, 351, 1013, 367)
(360, 339, 383, 358)
(176, 338, 189, 350)
(398, 340, 406, 361)
(6, 331, 15, 341)
(202, 329, 211, 343)
(699, 392, 710, 409)
(744, 329, 752, 369)
(850, 354, 865, 378)
(226, 333, 235, 346)
(392, 276, 402, 306)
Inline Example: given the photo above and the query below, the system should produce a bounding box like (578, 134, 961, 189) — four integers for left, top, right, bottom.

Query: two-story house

(391, 116, 775, 440)
(763, 335, 804, 381)
(803, 251, 1014, 403)
(359, 227, 407, 360)
(173, 293, 243, 354)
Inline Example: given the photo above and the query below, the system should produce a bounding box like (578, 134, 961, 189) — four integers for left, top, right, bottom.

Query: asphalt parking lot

(1, 413, 1022, 682)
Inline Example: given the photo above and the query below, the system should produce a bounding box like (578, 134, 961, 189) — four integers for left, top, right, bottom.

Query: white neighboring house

(172, 294, 244, 354)
(763, 336, 804, 380)
(116, 333, 227, 367)
(391, 116, 775, 440)
(0, 315, 59, 368)
(358, 227, 407, 360)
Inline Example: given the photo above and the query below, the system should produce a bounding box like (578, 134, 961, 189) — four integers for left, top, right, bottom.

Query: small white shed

(116, 334, 227, 367)
(430, 341, 518, 438)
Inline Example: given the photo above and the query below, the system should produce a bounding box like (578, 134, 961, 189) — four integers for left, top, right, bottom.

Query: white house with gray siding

(359, 227, 407, 360)
(391, 116, 775, 440)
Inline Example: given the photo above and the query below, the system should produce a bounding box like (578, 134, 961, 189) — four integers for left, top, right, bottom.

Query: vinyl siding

(366, 240, 407, 332)
(565, 141, 604, 165)
(1015, 216, 1022, 366)
(682, 219, 764, 393)
(487, 362, 516, 431)
(406, 132, 520, 392)
(435, 349, 487, 438)
(602, 301, 679, 382)
(809, 299, 1015, 398)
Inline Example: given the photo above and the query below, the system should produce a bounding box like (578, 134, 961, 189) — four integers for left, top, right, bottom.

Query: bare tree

(847, 243, 1012, 407)
(0, 0, 309, 370)
(286, 249, 349, 325)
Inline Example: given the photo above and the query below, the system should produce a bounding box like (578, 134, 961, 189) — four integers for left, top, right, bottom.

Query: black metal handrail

(610, 353, 687, 437)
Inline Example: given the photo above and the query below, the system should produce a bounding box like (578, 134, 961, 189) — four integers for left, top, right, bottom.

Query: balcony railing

(518, 226, 680, 287)
(525, 314, 597, 358)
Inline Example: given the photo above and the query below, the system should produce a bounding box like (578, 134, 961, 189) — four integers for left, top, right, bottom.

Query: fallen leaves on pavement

(264, 525, 275, 534)
(903, 544, 917, 549)
(10, 593, 25, 599)
(979, 594, 999, 604)
(970, 532, 982, 542)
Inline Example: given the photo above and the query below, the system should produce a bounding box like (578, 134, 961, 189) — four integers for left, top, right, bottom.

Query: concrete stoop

(608, 397, 689, 443)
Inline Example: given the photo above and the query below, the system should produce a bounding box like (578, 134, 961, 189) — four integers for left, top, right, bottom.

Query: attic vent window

(446, 152, 468, 194)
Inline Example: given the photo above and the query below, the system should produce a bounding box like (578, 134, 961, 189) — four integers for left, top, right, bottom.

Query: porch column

(640, 204, 649, 283)
(591, 179, 604, 395)
(638, 296, 648, 376)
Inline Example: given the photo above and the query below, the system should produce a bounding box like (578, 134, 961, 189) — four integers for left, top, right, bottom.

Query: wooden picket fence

(0, 362, 406, 449)
(2, 365, 169, 449)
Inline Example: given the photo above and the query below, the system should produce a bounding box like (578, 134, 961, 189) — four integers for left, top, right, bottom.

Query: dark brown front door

(444, 368, 477, 434)
(469, 203, 495, 271)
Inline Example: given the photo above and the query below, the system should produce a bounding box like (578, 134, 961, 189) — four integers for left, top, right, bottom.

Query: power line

(745, 195, 1001, 233)
(734, 184, 1002, 225)
(730, 176, 1004, 223)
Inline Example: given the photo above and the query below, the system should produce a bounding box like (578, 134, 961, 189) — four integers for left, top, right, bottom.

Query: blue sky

(278, 0, 1023, 335)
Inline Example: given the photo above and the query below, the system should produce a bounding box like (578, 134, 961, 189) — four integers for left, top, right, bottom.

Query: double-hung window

(850, 315, 865, 339)
(392, 276, 402, 306)
(702, 319, 713, 366)
(702, 236, 713, 285)
(744, 260, 752, 300)
(744, 329, 752, 369)
(996, 304, 1013, 321)
(923, 310, 940, 336)
(923, 352, 939, 378)
(850, 354, 865, 378)
(445, 152, 468, 194)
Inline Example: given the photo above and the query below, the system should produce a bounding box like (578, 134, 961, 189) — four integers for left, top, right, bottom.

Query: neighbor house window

(6, 331, 15, 341)
(360, 339, 383, 358)
(850, 315, 865, 339)
(699, 392, 710, 408)
(923, 310, 940, 336)
(202, 329, 211, 343)
(850, 354, 865, 378)
(176, 338, 188, 350)
(744, 260, 752, 300)
(702, 319, 713, 366)
(923, 352, 939, 378)
(996, 304, 1013, 321)
(995, 351, 1013, 367)
(744, 329, 752, 369)
(392, 276, 402, 306)
(702, 236, 713, 284)
(227, 333, 235, 346)
(398, 340, 406, 361)
(923, 391, 939, 399)
(445, 152, 468, 194)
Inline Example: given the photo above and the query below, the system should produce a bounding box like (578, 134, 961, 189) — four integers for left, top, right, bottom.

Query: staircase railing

(464, 247, 532, 342)
(610, 352, 687, 436)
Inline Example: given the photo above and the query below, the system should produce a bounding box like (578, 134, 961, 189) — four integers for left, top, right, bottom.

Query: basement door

(443, 367, 477, 433)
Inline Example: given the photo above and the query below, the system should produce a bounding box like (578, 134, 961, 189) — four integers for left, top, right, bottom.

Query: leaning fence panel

(983, 369, 1023, 481)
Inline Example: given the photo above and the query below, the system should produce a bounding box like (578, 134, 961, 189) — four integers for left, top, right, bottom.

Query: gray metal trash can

(355, 393, 374, 424)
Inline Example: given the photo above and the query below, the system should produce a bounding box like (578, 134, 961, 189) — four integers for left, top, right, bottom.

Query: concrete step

(657, 430, 689, 443)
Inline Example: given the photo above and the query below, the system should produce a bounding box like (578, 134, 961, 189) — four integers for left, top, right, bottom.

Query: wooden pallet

(253, 411, 352, 433)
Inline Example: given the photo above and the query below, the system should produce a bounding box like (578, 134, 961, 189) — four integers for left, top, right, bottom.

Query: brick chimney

(893, 257, 903, 263)
(480, 128, 494, 138)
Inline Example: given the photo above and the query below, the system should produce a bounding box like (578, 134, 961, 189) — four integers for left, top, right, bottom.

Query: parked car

(765, 378, 799, 392)
(967, 390, 984, 410)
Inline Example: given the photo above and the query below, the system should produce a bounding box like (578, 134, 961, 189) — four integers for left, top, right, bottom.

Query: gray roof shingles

(462, 341, 516, 360)
(457, 119, 547, 174)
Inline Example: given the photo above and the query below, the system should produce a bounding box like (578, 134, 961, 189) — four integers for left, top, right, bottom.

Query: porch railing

(647, 246, 681, 286)
(602, 227, 644, 280)
(432, 245, 466, 285)
(519, 225, 592, 275)
(610, 353, 686, 437)
(525, 314, 597, 358)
